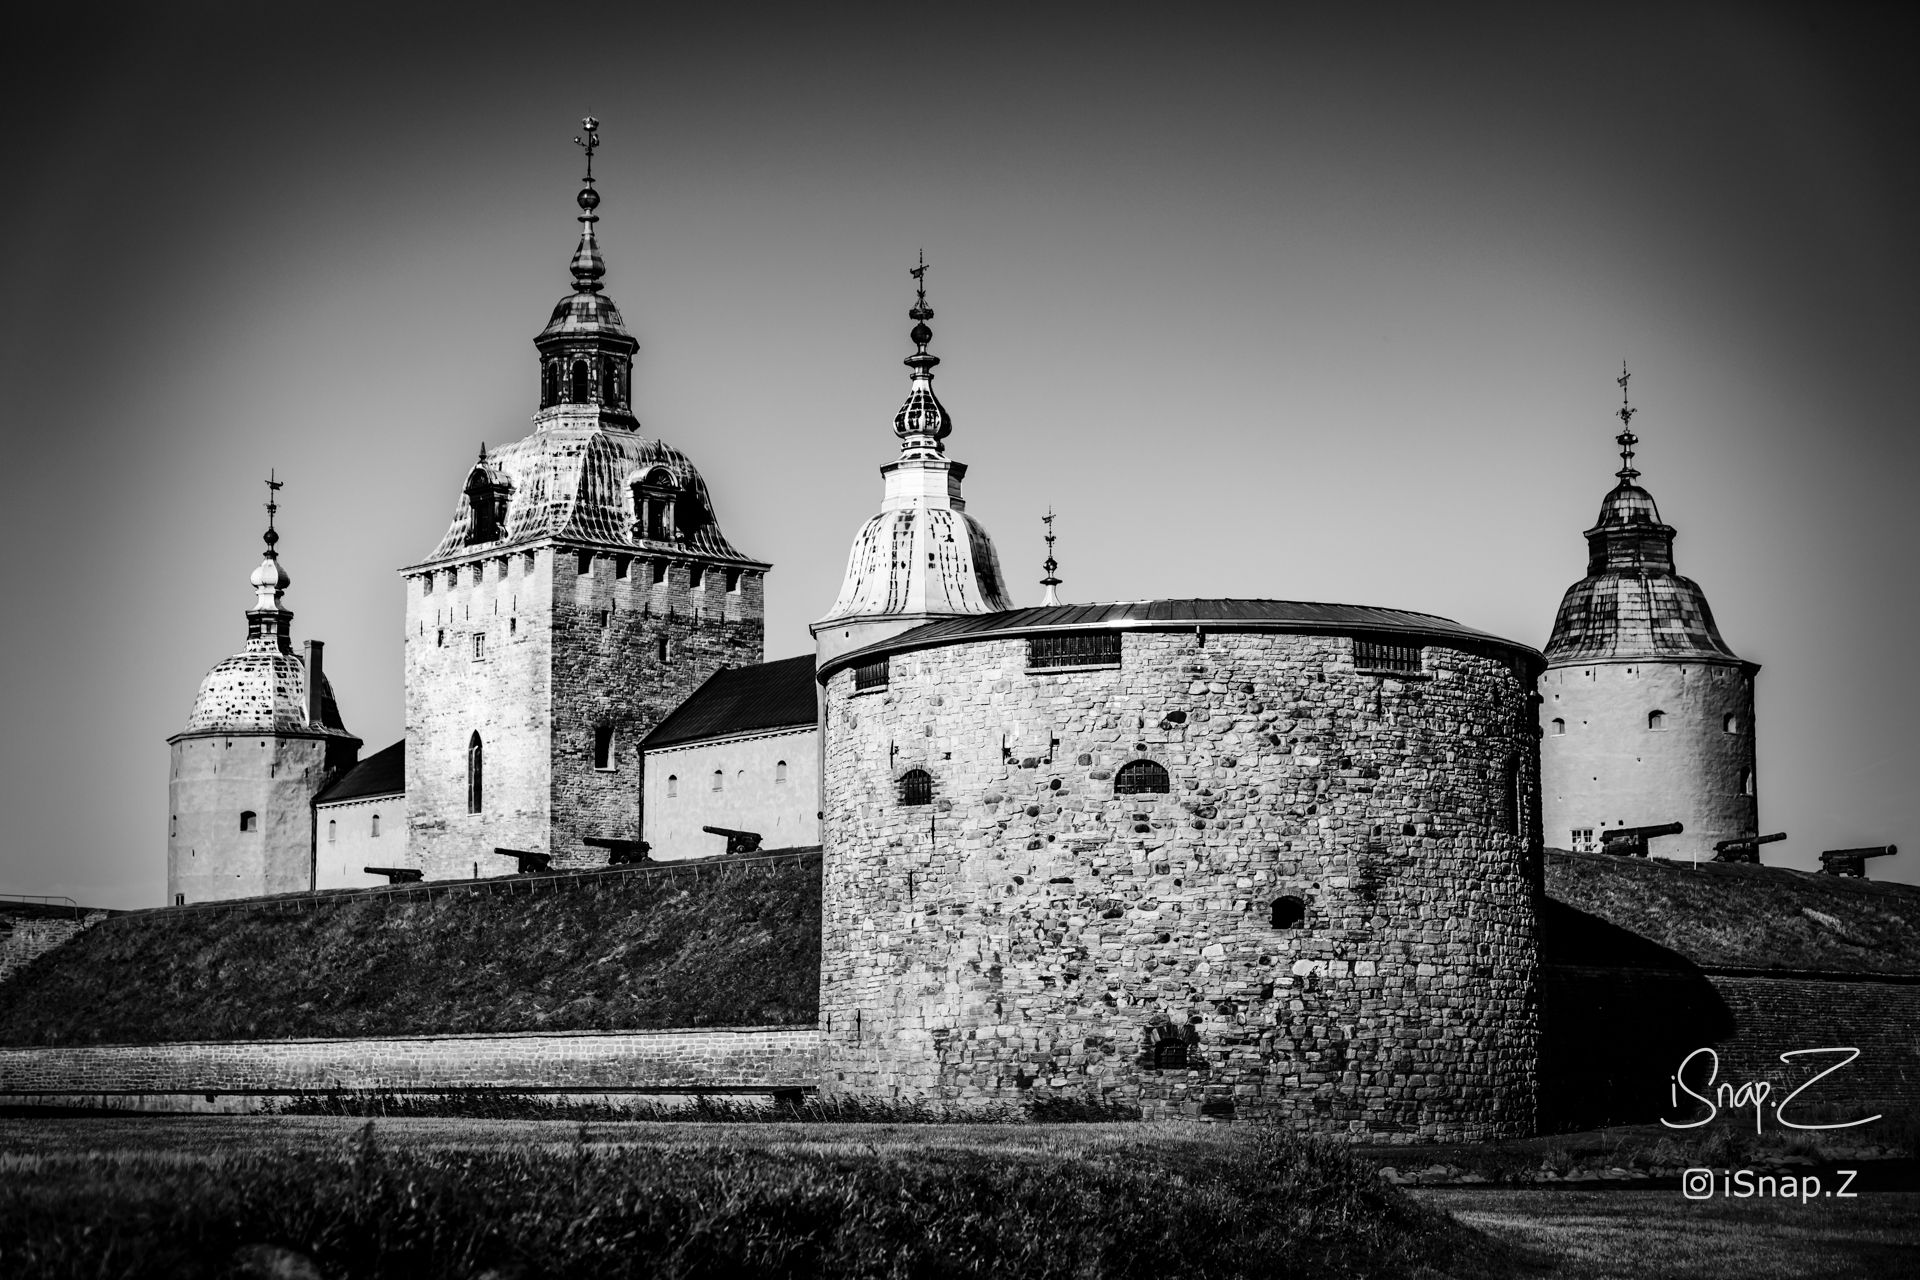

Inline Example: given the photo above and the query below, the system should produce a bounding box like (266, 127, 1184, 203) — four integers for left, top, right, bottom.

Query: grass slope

(1545, 849, 1920, 973)
(0, 859, 819, 1046)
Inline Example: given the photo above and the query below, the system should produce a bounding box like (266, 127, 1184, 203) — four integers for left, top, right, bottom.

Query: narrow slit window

(327, 820, 336, 843)
(371, 813, 381, 837)
(467, 733, 483, 814)
(667, 774, 678, 798)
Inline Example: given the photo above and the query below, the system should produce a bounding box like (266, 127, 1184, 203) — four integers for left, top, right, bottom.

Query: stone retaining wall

(0, 1026, 819, 1112)
(0, 912, 106, 986)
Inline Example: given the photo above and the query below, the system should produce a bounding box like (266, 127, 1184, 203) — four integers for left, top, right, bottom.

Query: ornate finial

(1614, 359, 1640, 483)
(568, 118, 606, 292)
(574, 116, 600, 183)
(892, 254, 952, 451)
(1039, 508, 1062, 607)
(262, 470, 283, 556)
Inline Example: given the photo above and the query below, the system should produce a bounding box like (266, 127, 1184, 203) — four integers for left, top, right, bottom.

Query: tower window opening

(170, 814, 177, 836)
(1744, 771, 1756, 796)
(510, 617, 518, 635)
(468, 733, 483, 814)
(853, 659, 889, 691)
(239, 810, 257, 832)
(1353, 638, 1422, 674)
(327, 820, 336, 843)
(775, 760, 788, 783)
(542, 361, 559, 408)
(436, 629, 445, 648)
(726, 568, 742, 593)
(600, 357, 619, 406)
(1647, 710, 1666, 730)
(593, 724, 616, 770)
(898, 768, 933, 806)
(577, 552, 593, 576)
(667, 774, 678, 798)
(523, 551, 537, 573)
(712, 769, 724, 792)
(656, 636, 669, 662)
(1114, 759, 1171, 795)
(1028, 631, 1121, 669)
(371, 813, 381, 837)
(175, 894, 185, 906)
(689, 564, 705, 589)
(569, 359, 590, 403)
(1550, 717, 1565, 736)
(651, 560, 668, 585)
(614, 555, 630, 580)
(1270, 895, 1306, 929)
(1724, 713, 1743, 734)
(597, 609, 610, 629)
(473, 633, 486, 659)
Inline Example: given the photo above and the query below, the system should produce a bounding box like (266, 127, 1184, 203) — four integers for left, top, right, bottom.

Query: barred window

(854, 658, 889, 691)
(898, 768, 933, 806)
(1353, 638, 1422, 673)
(1114, 760, 1170, 795)
(1027, 631, 1121, 669)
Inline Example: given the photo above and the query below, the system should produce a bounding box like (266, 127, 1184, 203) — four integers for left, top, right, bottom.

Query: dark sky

(2, 3, 1915, 906)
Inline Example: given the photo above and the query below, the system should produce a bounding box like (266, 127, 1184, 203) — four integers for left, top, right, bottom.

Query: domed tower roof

(1544, 368, 1746, 665)
(816, 257, 1012, 632)
(181, 481, 352, 736)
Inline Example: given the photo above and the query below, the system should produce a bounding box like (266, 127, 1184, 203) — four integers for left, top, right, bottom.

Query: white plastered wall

(642, 726, 819, 859)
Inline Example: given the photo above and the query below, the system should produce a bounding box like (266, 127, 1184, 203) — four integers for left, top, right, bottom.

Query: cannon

(494, 847, 552, 875)
(585, 836, 651, 865)
(1819, 845, 1898, 878)
(362, 866, 423, 885)
(703, 825, 764, 855)
(1600, 822, 1684, 858)
(1711, 832, 1787, 864)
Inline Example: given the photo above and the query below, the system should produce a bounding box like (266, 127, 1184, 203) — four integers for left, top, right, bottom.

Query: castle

(165, 123, 1768, 1137)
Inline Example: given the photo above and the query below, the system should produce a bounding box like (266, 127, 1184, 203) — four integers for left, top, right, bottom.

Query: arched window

(1647, 710, 1666, 731)
(1550, 717, 1566, 736)
(371, 813, 381, 837)
(541, 361, 558, 408)
(1114, 760, 1171, 795)
(1724, 714, 1742, 734)
(464, 465, 503, 544)
(569, 359, 590, 403)
(593, 724, 616, 770)
(468, 733, 483, 814)
(775, 760, 788, 783)
(600, 356, 621, 406)
(239, 810, 258, 832)
(712, 769, 724, 792)
(667, 774, 678, 798)
(1270, 896, 1306, 929)
(898, 768, 933, 806)
(327, 820, 336, 843)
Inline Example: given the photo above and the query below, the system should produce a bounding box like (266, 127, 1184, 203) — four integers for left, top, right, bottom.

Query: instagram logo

(1682, 1168, 1715, 1200)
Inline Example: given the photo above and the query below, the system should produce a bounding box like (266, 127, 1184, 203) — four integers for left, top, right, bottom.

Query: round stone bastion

(816, 600, 1546, 1142)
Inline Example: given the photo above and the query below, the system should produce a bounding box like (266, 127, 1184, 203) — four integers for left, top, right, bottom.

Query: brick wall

(0, 1026, 819, 1110)
(820, 627, 1542, 1142)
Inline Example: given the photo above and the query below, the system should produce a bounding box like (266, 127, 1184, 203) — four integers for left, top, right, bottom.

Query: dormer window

(633, 469, 676, 541)
(569, 359, 591, 404)
(464, 464, 510, 545)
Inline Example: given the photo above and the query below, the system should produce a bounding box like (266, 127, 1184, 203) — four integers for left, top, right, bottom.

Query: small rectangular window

(473, 633, 486, 659)
(1571, 827, 1596, 852)
(577, 552, 594, 576)
(437, 629, 445, 648)
(651, 561, 668, 585)
(854, 658, 889, 691)
(1353, 638, 1422, 674)
(615, 555, 631, 580)
(1027, 631, 1121, 669)
(726, 569, 742, 593)
(689, 565, 706, 589)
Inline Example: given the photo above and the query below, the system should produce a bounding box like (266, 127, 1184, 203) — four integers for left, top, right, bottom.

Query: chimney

(303, 639, 325, 726)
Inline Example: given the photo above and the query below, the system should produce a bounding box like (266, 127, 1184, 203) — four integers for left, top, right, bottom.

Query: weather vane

(574, 116, 600, 182)
(910, 250, 929, 304)
(1040, 508, 1061, 606)
(263, 470, 283, 554)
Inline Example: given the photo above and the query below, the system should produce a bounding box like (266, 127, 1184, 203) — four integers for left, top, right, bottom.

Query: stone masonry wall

(0, 912, 106, 986)
(0, 1026, 819, 1111)
(820, 627, 1541, 1142)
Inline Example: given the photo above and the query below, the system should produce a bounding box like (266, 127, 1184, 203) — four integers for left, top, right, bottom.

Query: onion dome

(182, 482, 352, 734)
(893, 253, 953, 456)
(1544, 368, 1744, 663)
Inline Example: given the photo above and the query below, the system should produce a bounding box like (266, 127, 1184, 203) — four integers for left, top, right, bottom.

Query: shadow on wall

(1538, 898, 1735, 1132)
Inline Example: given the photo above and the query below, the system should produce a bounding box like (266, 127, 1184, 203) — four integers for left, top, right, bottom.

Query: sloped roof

(315, 739, 406, 804)
(641, 656, 818, 750)
(820, 599, 1542, 680)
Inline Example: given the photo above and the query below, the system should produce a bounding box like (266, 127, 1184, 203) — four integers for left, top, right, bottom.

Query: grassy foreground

(0, 1121, 1498, 1279)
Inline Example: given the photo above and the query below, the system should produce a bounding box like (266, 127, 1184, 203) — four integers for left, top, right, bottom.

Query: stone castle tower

(1540, 369, 1758, 861)
(168, 486, 360, 904)
(811, 261, 1013, 668)
(403, 119, 767, 879)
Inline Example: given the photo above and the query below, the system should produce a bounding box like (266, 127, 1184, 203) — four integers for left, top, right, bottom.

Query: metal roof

(818, 599, 1543, 681)
(641, 655, 819, 750)
(314, 739, 406, 805)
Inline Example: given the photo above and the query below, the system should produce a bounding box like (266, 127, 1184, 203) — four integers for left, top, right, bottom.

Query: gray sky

(2, 3, 1914, 906)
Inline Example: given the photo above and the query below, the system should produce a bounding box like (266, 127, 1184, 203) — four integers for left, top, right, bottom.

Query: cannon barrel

(1606, 821, 1685, 839)
(1713, 832, 1787, 852)
(1821, 845, 1898, 859)
(702, 825, 759, 839)
(702, 825, 764, 855)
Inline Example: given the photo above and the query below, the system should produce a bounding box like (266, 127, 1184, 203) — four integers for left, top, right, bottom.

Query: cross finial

(574, 116, 600, 182)
(1614, 359, 1640, 483)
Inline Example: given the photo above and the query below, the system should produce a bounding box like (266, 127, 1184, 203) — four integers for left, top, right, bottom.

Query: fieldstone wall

(0, 1026, 818, 1112)
(0, 912, 107, 986)
(820, 627, 1542, 1142)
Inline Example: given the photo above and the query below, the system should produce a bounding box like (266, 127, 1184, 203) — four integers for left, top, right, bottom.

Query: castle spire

(1039, 508, 1062, 607)
(1614, 360, 1640, 483)
(894, 251, 953, 458)
(246, 472, 293, 648)
(568, 116, 606, 294)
